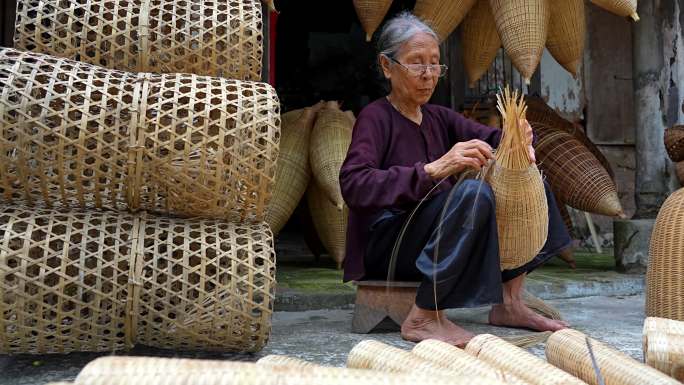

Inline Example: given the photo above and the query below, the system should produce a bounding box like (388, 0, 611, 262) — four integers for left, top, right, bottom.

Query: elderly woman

(340, 12, 572, 346)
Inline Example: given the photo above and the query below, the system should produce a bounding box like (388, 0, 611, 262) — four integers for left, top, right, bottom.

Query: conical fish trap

(353, 0, 394, 42)
(0, 204, 275, 354)
(546, 329, 680, 385)
(646, 188, 684, 321)
(533, 124, 623, 217)
(665, 125, 684, 162)
(307, 182, 348, 269)
(546, 0, 585, 77)
(257, 355, 318, 368)
(644, 331, 684, 381)
(589, 0, 639, 21)
(461, 0, 501, 88)
(489, 0, 549, 82)
(486, 89, 548, 270)
(14, 0, 264, 80)
(465, 334, 586, 385)
(0, 48, 280, 223)
(413, 0, 477, 42)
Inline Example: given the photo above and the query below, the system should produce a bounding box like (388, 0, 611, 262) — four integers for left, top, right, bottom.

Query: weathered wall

(540, 49, 585, 122)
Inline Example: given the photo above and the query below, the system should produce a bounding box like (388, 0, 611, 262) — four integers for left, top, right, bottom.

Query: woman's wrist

(424, 161, 442, 180)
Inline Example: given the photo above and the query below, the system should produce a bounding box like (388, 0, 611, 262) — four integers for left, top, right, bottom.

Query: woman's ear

(379, 55, 392, 80)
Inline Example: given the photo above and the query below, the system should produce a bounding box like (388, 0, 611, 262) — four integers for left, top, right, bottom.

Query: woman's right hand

(424, 139, 494, 179)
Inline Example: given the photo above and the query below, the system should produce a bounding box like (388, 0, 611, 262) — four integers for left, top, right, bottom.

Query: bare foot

(489, 301, 569, 331)
(401, 305, 474, 348)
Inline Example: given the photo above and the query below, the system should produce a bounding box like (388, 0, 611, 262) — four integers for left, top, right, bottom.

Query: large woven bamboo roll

(413, 0, 477, 42)
(14, 0, 263, 80)
(645, 331, 684, 381)
(589, 0, 639, 21)
(533, 124, 624, 217)
(0, 204, 275, 354)
(646, 188, 684, 321)
(462, 0, 502, 88)
(643, 317, 684, 366)
(257, 355, 318, 368)
(465, 334, 586, 385)
(307, 182, 348, 269)
(353, 0, 394, 42)
(546, 329, 679, 385)
(0, 48, 280, 223)
(665, 125, 684, 162)
(489, 0, 549, 83)
(546, 0, 585, 77)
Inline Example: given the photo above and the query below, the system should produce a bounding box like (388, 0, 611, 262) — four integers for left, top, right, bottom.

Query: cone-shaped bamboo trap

(413, 0, 477, 42)
(589, 0, 639, 22)
(307, 181, 348, 269)
(486, 88, 548, 270)
(546, 329, 680, 385)
(14, 0, 264, 80)
(489, 0, 549, 83)
(665, 125, 684, 162)
(465, 334, 587, 385)
(546, 0, 585, 77)
(354, 0, 394, 42)
(646, 188, 684, 321)
(257, 355, 318, 368)
(533, 123, 624, 217)
(462, 0, 502, 88)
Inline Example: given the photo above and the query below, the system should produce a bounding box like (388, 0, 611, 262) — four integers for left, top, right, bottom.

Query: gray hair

(377, 12, 439, 59)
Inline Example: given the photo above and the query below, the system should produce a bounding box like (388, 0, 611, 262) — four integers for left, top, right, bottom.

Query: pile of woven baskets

(353, 0, 639, 83)
(265, 101, 355, 269)
(1, 0, 279, 354)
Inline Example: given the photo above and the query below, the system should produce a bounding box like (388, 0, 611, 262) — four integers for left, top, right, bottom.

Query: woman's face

(381, 32, 441, 106)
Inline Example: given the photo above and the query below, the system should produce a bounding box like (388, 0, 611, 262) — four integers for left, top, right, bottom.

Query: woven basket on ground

(266, 104, 321, 235)
(307, 182, 348, 269)
(677, 162, 684, 186)
(665, 125, 684, 162)
(465, 334, 586, 385)
(257, 355, 318, 368)
(646, 188, 684, 321)
(546, 0, 585, 77)
(353, 0, 394, 42)
(589, 0, 639, 21)
(546, 329, 679, 385)
(533, 123, 624, 217)
(489, 0, 549, 83)
(461, 0, 501, 88)
(14, 0, 263, 80)
(644, 331, 684, 381)
(0, 48, 280, 223)
(413, 0, 477, 42)
(0, 204, 275, 354)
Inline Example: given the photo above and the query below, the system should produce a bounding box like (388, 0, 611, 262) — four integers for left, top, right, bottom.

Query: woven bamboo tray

(353, 0, 394, 42)
(589, 0, 639, 21)
(307, 182, 348, 269)
(546, 329, 679, 385)
(462, 0, 501, 88)
(665, 125, 684, 162)
(644, 331, 684, 381)
(533, 123, 624, 217)
(489, 0, 549, 83)
(413, 0, 476, 42)
(257, 355, 318, 368)
(465, 334, 586, 385)
(546, 0, 585, 77)
(14, 0, 263, 80)
(0, 204, 275, 354)
(0, 48, 280, 223)
(646, 188, 684, 321)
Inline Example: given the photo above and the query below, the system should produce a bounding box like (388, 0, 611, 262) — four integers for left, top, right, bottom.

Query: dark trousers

(363, 179, 572, 310)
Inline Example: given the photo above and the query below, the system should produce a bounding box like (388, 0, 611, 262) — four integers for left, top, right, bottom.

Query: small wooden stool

(351, 280, 420, 333)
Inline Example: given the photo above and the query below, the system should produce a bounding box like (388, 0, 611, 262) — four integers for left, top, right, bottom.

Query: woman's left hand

(521, 118, 536, 164)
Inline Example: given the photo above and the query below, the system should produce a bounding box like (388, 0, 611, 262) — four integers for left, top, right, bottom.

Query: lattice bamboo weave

(546, 0, 585, 77)
(462, 0, 501, 88)
(644, 331, 684, 381)
(413, 0, 477, 42)
(665, 125, 684, 162)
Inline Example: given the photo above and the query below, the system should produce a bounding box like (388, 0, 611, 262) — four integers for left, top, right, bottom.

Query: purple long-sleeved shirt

(339, 97, 502, 282)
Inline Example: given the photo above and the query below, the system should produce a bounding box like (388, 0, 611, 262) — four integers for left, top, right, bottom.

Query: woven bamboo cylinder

(546, 329, 679, 385)
(646, 188, 684, 321)
(643, 317, 684, 365)
(14, 0, 263, 80)
(466, 334, 587, 385)
(489, 0, 549, 83)
(589, 0, 639, 21)
(677, 162, 684, 186)
(309, 102, 353, 211)
(257, 355, 318, 368)
(266, 105, 319, 235)
(533, 124, 624, 217)
(0, 204, 275, 354)
(665, 125, 684, 162)
(644, 331, 684, 381)
(307, 182, 348, 269)
(462, 0, 502, 88)
(0, 48, 280, 223)
(413, 0, 477, 42)
(546, 0, 585, 77)
(353, 0, 394, 42)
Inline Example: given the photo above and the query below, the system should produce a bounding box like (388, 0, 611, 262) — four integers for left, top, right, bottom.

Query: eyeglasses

(386, 55, 448, 78)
